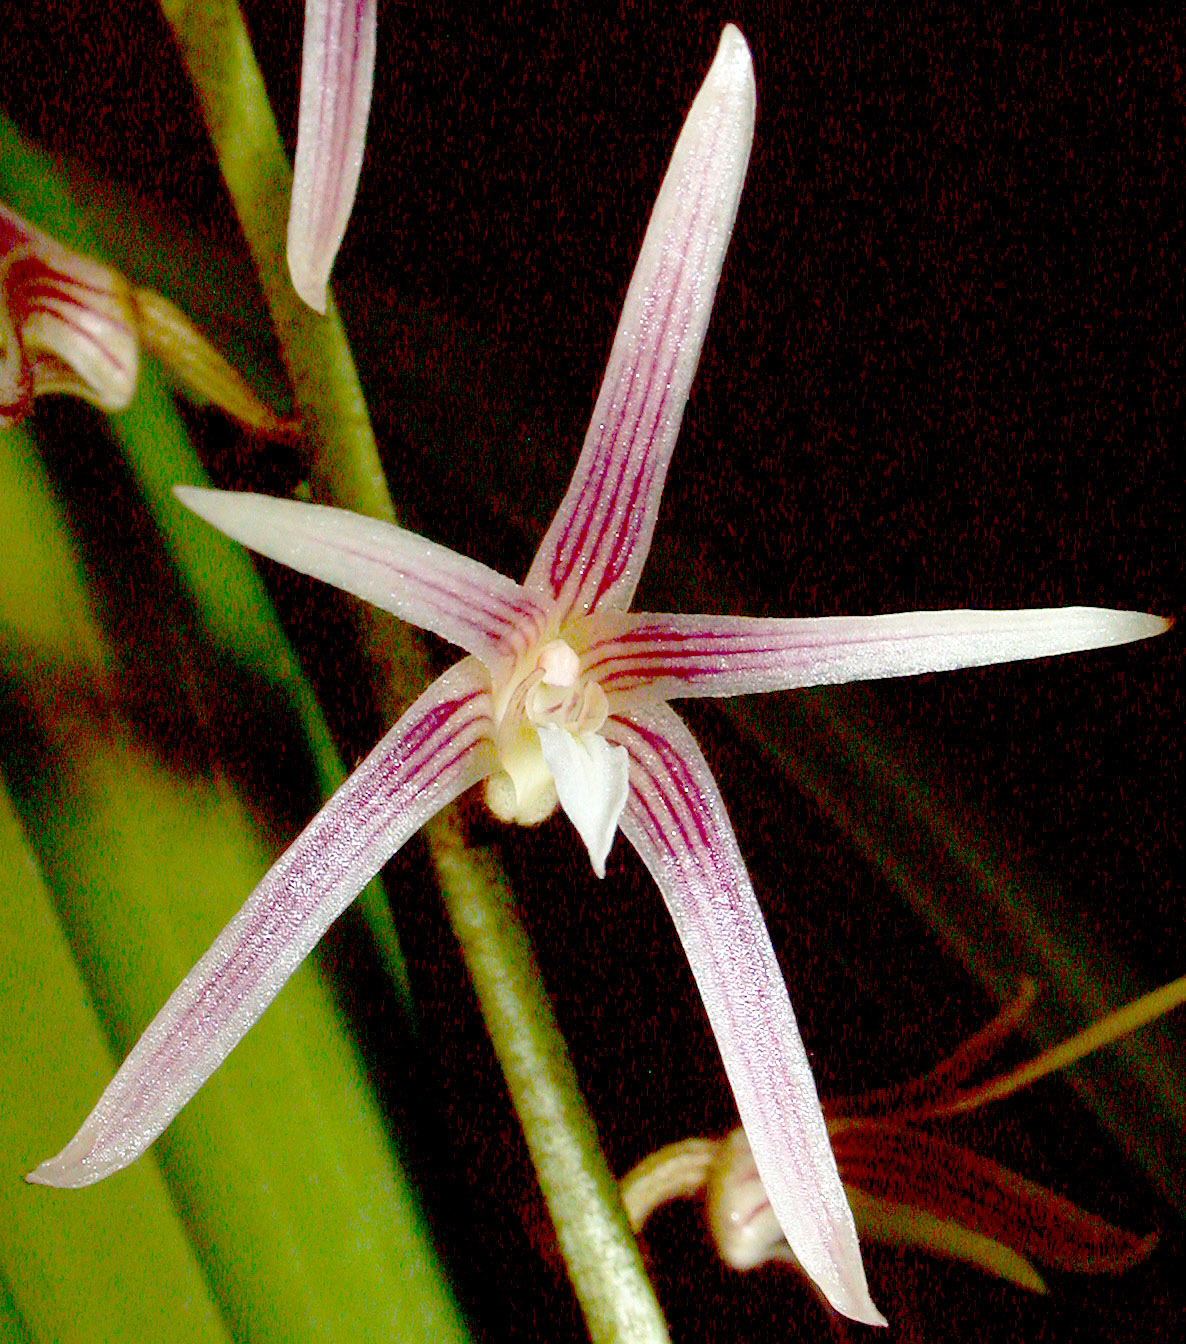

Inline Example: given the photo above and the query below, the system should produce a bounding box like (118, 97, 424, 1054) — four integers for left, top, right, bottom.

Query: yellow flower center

(483, 638, 609, 825)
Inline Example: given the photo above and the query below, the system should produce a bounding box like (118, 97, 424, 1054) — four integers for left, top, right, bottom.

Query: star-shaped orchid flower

(30, 27, 1166, 1327)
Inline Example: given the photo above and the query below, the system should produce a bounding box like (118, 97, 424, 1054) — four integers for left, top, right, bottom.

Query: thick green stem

(156, 3, 668, 1337)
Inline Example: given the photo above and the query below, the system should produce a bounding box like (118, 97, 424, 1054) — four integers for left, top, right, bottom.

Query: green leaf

(0, 780, 231, 1344)
(0, 424, 108, 671)
(1, 108, 412, 1016)
(0, 422, 472, 1344)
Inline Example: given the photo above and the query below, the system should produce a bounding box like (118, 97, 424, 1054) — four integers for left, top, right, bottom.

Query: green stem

(431, 808, 672, 1343)
(156, 3, 667, 1337)
(0, 111, 411, 1018)
(159, 0, 387, 518)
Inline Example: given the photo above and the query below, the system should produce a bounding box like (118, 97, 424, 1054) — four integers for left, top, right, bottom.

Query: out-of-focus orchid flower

(624, 977, 1180, 1303)
(286, 0, 376, 312)
(2, 202, 136, 423)
(29, 26, 1167, 1326)
(1, 202, 295, 433)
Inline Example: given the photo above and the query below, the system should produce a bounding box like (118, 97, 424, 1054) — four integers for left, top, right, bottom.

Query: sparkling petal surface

(525, 26, 755, 623)
(29, 662, 495, 1187)
(606, 703, 885, 1326)
(175, 486, 550, 669)
(287, 0, 377, 311)
(577, 607, 1170, 701)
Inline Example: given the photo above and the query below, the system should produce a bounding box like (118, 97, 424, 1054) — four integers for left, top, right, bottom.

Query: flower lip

(484, 635, 620, 840)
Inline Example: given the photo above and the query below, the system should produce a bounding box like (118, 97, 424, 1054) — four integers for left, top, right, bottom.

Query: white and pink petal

(29, 660, 496, 1188)
(175, 486, 550, 668)
(604, 702, 886, 1326)
(578, 607, 1170, 701)
(287, 0, 377, 312)
(525, 26, 755, 623)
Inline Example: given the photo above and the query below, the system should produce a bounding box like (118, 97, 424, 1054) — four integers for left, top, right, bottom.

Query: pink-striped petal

(175, 486, 550, 668)
(705, 1126, 1050, 1291)
(525, 26, 755, 623)
(28, 661, 496, 1188)
(831, 1122, 1158, 1276)
(286, 0, 377, 312)
(605, 703, 886, 1326)
(576, 607, 1170, 701)
(2, 203, 138, 425)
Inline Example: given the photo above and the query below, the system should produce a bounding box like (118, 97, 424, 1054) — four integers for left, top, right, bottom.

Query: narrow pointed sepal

(526, 26, 756, 622)
(27, 663, 495, 1187)
(174, 485, 549, 667)
(132, 288, 298, 437)
(607, 703, 886, 1326)
(578, 607, 1171, 700)
(701, 1127, 1051, 1295)
(830, 1122, 1159, 1279)
(287, 0, 377, 311)
(843, 1185, 1049, 1294)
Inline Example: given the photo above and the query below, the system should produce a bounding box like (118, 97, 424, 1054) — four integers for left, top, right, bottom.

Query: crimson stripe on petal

(3, 243, 138, 415)
(29, 660, 496, 1188)
(604, 702, 884, 1325)
(175, 486, 549, 668)
(287, 0, 377, 312)
(579, 608, 1171, 701)
(23, 277, 137, 392)
(525, 28, 755, 623)
(545, 207, 694, 614)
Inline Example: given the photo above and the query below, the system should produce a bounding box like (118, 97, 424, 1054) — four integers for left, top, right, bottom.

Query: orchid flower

(29, 26, 1167, 1327)
(624, 976, 1181, 1301)
(1, 201, 294, 433)
(2, 201, 137, 423)
(287, 0, 376, 312)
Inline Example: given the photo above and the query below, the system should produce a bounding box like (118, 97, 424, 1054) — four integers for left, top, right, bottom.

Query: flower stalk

(154, 2, 668, 1338)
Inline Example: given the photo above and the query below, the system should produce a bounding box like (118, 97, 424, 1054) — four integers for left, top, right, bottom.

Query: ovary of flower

(29, 26, 1168, 1330)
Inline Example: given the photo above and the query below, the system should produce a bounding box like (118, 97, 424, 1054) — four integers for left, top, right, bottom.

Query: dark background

(3, 1, 1182, 1339)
